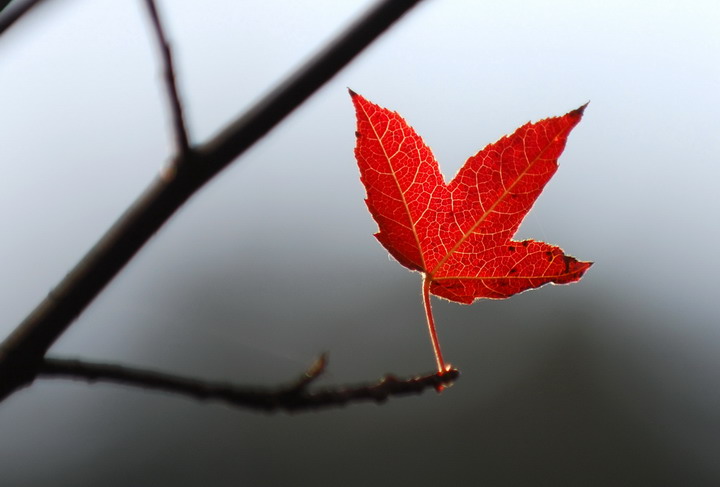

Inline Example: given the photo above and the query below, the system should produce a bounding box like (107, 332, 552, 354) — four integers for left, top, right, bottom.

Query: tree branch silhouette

(39, 356, 459, 412)
(0, 0, 434, 406)
(0, 0, 46, 37)
(143, 0, 191, 155)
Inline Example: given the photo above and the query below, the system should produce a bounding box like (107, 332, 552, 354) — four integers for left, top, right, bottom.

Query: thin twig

(0, 0, 45, 37)
(143, 0, 191, 155)
(39, 356, 459, 412)
(0, 0, 426, 403)
(290, 353, 328, 391)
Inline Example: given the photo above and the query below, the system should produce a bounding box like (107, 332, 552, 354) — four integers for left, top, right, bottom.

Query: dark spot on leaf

(509, 268, 517, 274)
(355, 131, 361, 138)
(508, 246, 515, 252)
(522, 241, 529, 247)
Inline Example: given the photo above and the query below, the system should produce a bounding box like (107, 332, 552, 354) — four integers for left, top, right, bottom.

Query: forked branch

(0, 0, 428, 405)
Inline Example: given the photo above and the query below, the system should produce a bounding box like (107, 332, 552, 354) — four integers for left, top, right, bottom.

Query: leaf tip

(572, 101, 590, 117)
(348, 88, 358, 98)
(573, 259, 594, 279)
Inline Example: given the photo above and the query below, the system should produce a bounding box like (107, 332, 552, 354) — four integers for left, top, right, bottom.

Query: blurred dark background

(1, 0, 718, 485)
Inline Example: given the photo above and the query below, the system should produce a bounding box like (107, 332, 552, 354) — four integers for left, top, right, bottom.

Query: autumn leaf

(350, 90, 592, 374)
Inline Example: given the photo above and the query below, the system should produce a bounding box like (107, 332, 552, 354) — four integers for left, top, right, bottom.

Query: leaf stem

(422, 276, 447, 374)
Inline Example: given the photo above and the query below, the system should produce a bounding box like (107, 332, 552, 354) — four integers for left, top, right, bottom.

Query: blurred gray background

(1, 0, 718, 485)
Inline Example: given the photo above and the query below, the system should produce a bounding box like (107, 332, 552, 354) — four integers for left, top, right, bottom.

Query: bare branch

(39, 356, 459, 412)
(0, 0, 45, 37)
(143, 0, 191, 156)
(196, 0, 425, 172)
(0, 0, 426, 403)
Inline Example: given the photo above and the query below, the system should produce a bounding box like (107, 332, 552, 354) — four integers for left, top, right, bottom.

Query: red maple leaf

(351, 91, 592, 374)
